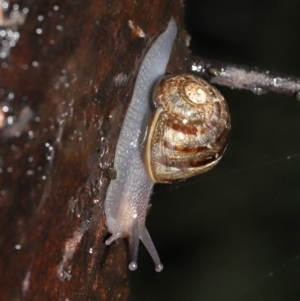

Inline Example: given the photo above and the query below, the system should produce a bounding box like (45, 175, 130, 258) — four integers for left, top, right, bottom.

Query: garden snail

(104, 18, 231, 272)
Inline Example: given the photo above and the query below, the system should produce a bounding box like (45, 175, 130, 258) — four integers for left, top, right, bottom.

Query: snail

(104, 18, 231, 272)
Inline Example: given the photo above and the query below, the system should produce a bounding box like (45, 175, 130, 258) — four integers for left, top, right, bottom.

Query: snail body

(104, 18, 231, 272)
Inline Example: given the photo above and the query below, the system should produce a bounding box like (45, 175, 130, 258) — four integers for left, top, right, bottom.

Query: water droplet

(251, 86, 266, 95)
(13, 32, 20, 39)
(7, 116, 14, 124)
(28, 131, 34, 138)
(208, 66, 221, 76)
(7, 30, 14, 38)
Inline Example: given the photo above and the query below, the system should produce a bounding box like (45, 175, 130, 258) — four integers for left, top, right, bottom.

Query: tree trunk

(0, 0, 189, 300)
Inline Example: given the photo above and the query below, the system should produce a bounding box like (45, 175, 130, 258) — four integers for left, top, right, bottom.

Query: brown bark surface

(0, 0, 189, 300)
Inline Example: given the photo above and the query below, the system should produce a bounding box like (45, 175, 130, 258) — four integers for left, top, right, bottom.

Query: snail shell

(145, 74, 231, 183)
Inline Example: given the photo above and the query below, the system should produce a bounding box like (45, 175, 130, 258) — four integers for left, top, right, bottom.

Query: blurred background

(130, 0, 300, 300)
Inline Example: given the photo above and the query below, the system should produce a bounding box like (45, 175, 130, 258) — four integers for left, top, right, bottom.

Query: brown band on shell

(163, 140, 209, 154)
(162, 148, 226, 170)
(164, 119, 198, 136)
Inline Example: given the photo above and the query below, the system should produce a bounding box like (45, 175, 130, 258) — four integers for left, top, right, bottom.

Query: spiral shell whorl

(153, 74, 218, 124)
(146, 74, 231, 183)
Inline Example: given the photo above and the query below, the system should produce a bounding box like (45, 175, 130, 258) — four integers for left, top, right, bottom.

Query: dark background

(130, 0, 300, 300)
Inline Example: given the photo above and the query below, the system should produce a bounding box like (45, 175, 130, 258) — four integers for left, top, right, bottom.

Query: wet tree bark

(0, 0, 189, 300)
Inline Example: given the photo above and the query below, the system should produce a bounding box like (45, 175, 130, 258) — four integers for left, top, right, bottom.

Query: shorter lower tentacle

(105, 232, 122, 245)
